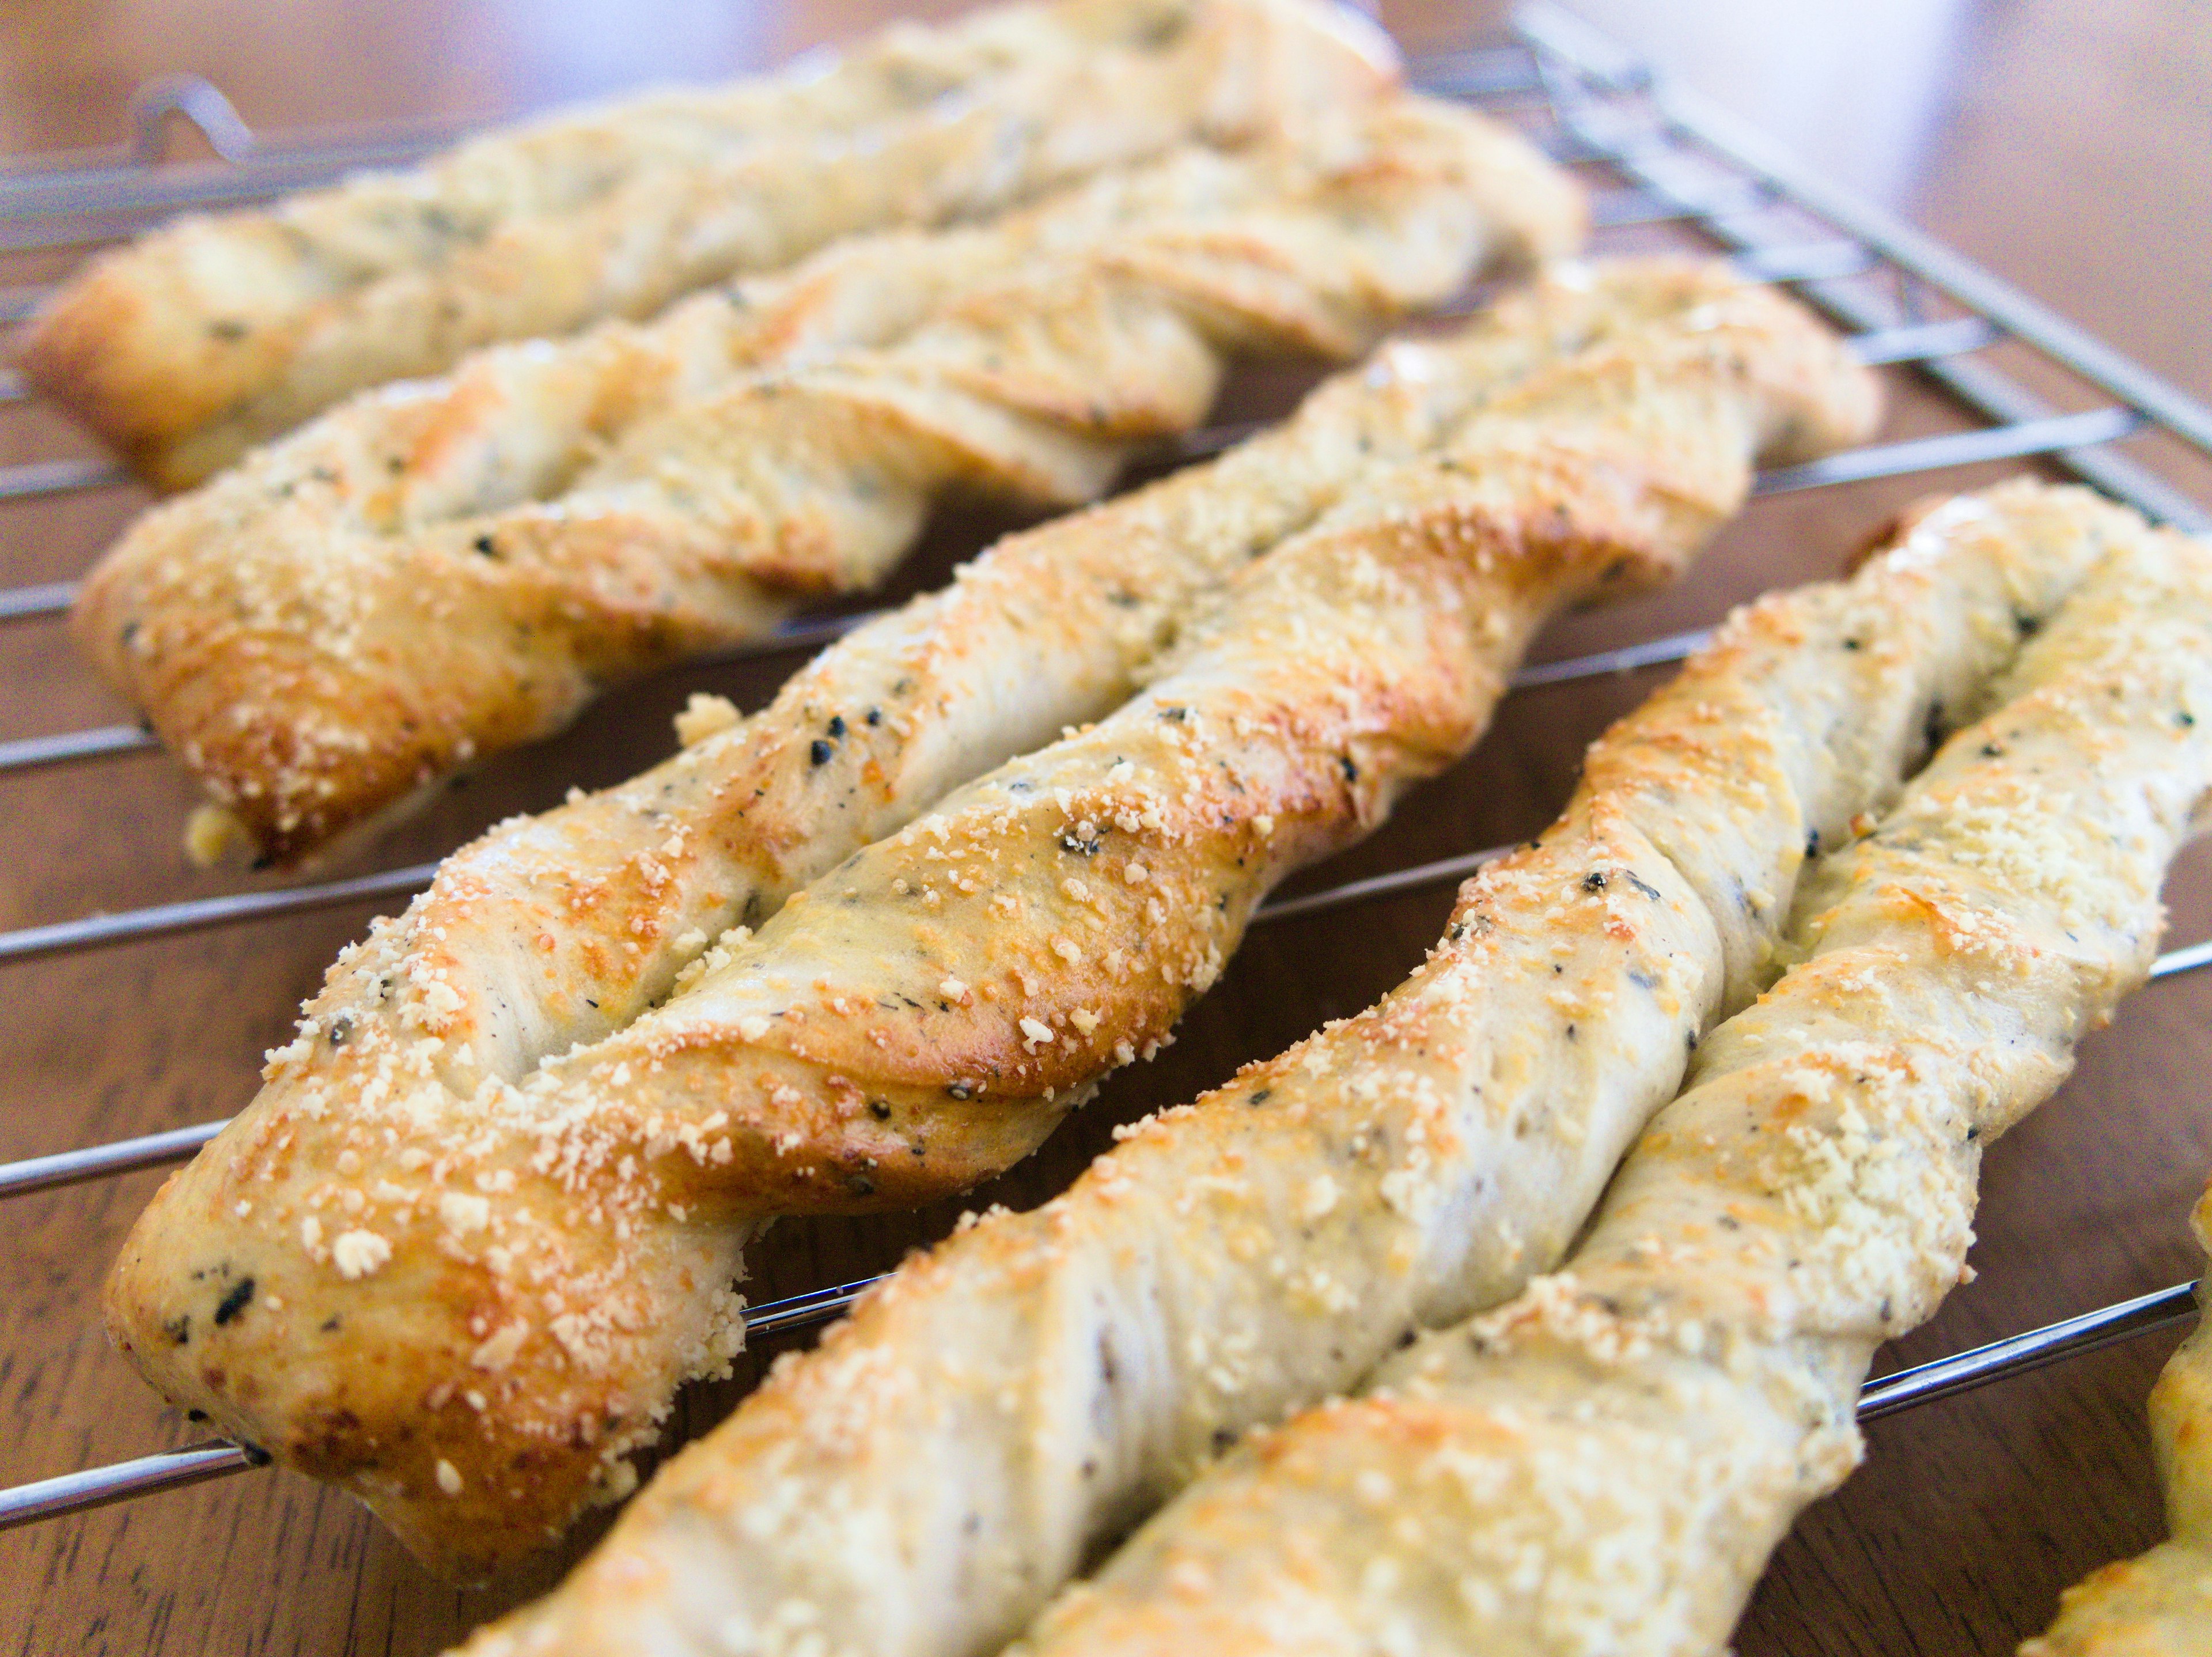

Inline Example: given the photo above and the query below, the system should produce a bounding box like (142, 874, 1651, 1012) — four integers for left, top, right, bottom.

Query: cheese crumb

(1302, 1174, 1340, 1220)
(331, 1229, 392, 1280)
(440, 1191, 492, 1235)
(471, 1321, 531, 1371)
(738, 1015, 772, 1042)
(435, 1458, 463, 1496)
(940, 977, 969, 1002)
(673, 693, 741, 747)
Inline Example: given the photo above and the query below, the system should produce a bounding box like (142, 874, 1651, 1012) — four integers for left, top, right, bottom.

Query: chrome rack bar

(1725, 240, 1876, 285)
(1846, 316, 2001, 368)
(1509, 625, 1709, 688)
(1255, 845, 1505, 926)
(0, 618, 876, 780)
(0, 862, 441, 967)
(6, 1259, 2200, 1531)
(0, 218, 161, 258)
(0, 1274, 880, 1531)
(0, 241, 1889, 514)
(0, 842, 1522, 1202)
(0, 582, 77, 623)
(0, 619, 884, 785)
(8, 879, 2210, 1204)
(1858, 1280, 2202, 1420)
(0, 1441, 264, 1530)
(0, 128, 457, 225)
(0, 314, 2067, 775)
(0, 206, 1922, 520)
(1514, 1, 2212, 534)
(1752, 408, 2142, 496)
(0, 458, 128, 502)
(0, 47, 1536, 237)
(0, 1120, 228, 1197)
(17, 535, 2212, 958)
(0, 629, 1715, 964)
(0, 36, 1551, 239)
(2159, 939, 2212, 979)
(0, 320, 2005, 653)
(1588, 180, 1768, 229)
(0, 235, 2017, 526)
(0, 305, 1980, 638)
(1404, 46, 1543, 102)
(1, 130, 466, 241)
(0, 725, 157, 773)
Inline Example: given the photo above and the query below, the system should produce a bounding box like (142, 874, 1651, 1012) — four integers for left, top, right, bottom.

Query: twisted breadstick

(22, 0, 1399, 486)
(2024, 1187, 2212, 1655)
(74, 94, 1576, 866)
(1010, 486, 2212, 1657)
(449, 486, 2152, 1657)
(105, 269, 1875, 1582)
(159, 263, 1729, 1170)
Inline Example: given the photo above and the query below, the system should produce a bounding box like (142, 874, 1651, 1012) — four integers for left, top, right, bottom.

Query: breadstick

(2023, 1185, 2212, 1655)
(105, 271, 1876, 1580)
(74, 94, 1577, 866)
(172, 264, 1732, 1165)
(21, 0, 1400, 487)
(447, 483, 2133, 1657)
(1009, 486, 2212, 1657)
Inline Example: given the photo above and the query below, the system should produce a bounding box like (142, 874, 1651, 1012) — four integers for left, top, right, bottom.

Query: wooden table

(2, 2, 2208, 1651)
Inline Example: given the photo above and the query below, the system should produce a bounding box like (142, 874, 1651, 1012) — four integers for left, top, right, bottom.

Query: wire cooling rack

(2, 5, 2208, 1648)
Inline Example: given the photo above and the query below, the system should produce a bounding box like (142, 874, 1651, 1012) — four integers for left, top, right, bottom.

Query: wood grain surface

(3, 1, 2209, 1652)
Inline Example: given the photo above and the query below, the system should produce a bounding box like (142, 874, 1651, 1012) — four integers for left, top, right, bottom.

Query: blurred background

(4, 0, 2206, 398)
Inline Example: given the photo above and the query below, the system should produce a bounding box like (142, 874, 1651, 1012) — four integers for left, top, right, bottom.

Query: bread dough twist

(166, 263, 1731, 1132)
(104, 270, 1872, 1580)
(22, 0, 1400, 486)
(444, 484, 2150, 1657)
(2024, 1185, 2212, 1655)
(73, 95, 1577, 865)
(1007, 486, 2212, 1657)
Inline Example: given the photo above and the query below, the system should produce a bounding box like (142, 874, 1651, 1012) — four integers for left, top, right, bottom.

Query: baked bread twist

(150, 262, 1733, 1168)
(2024, 1185, 2212, 1655)
(447, 487, 2161, 1657)
(104, 269, 1874, 1581)
(21, 0, 1400, 486)
(73, 94, 1578, 866)
(1007, 486, 2212, 1657)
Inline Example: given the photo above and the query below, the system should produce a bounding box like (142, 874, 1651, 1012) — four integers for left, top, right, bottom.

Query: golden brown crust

(105, 267, 1870, 1584)
(20, 0, 1402, 486)
(72, 97, 1578, 866)
(1008, 486, 2212, 1657)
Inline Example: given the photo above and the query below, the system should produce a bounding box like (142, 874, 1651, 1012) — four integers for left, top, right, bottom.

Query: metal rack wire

(2, 2, 2210, 1624)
